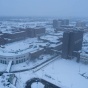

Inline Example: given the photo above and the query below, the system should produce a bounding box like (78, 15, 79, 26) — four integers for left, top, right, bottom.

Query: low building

(25, 27, 46, 38)
(29, 48, 44, 59)
(0, 39, 45, 64)
(76, 21, 86, 28)
(0, 27, 46, 45)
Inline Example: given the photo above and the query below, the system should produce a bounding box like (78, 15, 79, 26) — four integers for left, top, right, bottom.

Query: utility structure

(62, 30, 83, 62)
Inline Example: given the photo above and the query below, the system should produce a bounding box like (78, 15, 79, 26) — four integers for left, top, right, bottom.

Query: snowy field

(15, 58, 88, 88)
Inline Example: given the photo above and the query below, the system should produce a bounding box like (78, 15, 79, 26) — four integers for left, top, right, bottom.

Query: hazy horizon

(0, 0, 88, 18)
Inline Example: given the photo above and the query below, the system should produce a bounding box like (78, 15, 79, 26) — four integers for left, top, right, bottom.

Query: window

(12, 61, 14, 65)
(1, 60, 2, 63)
(5, 61, 6, 64)
(16, 60, 19, 64)
(2, 60, 4, 64)
(16, 57, 18, 59)
(19, 60, 21, 63)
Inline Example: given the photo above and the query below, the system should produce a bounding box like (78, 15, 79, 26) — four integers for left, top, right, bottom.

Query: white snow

(11, 54, 54, 71)
(31, 82, 44, 88)
(0, 38, 41, 56)
(6, 60, 12, 72)
(15, 58, 88, 88)
(0, 63, 7, 71)
(40, 35, 59, 42)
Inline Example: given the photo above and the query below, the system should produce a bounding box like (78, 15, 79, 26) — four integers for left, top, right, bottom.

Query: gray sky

(0, 0, 88, 17)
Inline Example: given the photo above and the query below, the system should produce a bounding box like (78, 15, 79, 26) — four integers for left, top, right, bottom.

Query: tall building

(53, 19, 69, 29)
(62, 30, 83, 60)
(59, 19, 69, 26)
(53, 20, 60, 28)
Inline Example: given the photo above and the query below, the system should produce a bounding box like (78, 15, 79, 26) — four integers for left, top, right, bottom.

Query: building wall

(62, 32, 70, 59)
(0, 52, 30, 64)
(35, 27, 45, 37)
(25, 27, 46, 38)
(30, 49, 44, 59)
(62, 31, 83, 59)
(0, 27, 46, 45)
(0, 48, 45, 64)
(61, 19, 69, 25)
(0, 37, 6, 45)
(53, 20, 60, 28)
(53, 19, 69, 29)
(3, 31, 27, 39)
(76, 21, 86, 28)
(73, 31, 83, 51)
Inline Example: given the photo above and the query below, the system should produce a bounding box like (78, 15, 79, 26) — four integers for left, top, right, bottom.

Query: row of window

(0, 57, 13, 60)
(0, 57, 6, 59)
(0, 55, 26, 60)
(16, 58, 26, 64)
(0, 60, 7, 64)
(0, 57, 28, 64)
(16, 56, 25, 59)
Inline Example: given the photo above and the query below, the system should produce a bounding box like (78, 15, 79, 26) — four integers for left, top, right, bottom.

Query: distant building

(58, 19, 69, 26)
(0, 33, 7, 45)
(24, 27, 46, 38)
(62, 30, 83, 60)
(0, 45, 44, 64)
(0, 27, 46, 45)
(53, 20, 60, 28)
(53, 19, 69, 29)
(55, 26, 74, 32)
(76, 21, 86, 28)
(3, 31, 28, 43)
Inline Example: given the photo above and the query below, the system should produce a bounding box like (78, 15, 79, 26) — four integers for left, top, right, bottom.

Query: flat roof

(0, 38, 43, 56)
(40, 35, 59, 42)
(49, 43, 62, 48)
(0, 33, 62, 57)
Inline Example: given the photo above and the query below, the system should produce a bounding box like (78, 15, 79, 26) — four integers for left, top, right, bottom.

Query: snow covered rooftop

(40, 35, 60, 43)
(0, 38, 43, 56)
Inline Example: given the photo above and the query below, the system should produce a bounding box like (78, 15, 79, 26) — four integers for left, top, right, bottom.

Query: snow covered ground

(1, 57, 88, 88)
(14, 58, 88, 88)
(31, 82, 44, 88)
(11, 54, 54, 71)
(0, 63, 7, 71)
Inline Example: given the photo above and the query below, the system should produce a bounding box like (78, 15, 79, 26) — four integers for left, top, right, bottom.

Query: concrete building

(0, 47, 44, 64)
(58, 19, 69, 26)
(76, 21, 86, 28)
(25, 27, 46, 38)
(53, 19, 69, 29)
(0, 29, 62, 65)
(62, 30, 83, 60)
(0, 27, 46, 45)
(3, 31, 28, 43)
(55, 26, 74, 32)
(53, 20, 60, 28)
(30, 48, 44, 59)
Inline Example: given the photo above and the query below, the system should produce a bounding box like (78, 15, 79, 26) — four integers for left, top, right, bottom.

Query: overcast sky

(0, 0, 88, 17)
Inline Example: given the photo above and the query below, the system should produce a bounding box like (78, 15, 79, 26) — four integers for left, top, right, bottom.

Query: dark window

(16, 60, 19, 64)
